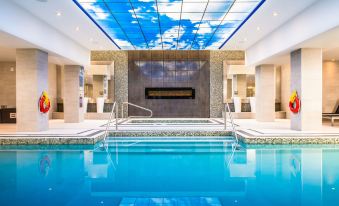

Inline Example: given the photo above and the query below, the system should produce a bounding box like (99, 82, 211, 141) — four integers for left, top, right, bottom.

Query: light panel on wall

(73, 0, 265, 50)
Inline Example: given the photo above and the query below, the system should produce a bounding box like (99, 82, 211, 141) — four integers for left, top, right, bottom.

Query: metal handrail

(103, 101, 118, 143)
(224, 103, 239, 145)
(121, 102, 153, 119)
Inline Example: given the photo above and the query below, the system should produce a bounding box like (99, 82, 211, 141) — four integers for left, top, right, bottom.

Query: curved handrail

(121, 102, 153, 119)
(224, 103, 239, 145)
(103, 101, 118, 143)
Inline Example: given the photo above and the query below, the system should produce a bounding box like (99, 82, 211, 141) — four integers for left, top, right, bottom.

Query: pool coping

(237, 130, 339, 144)
(0, 130, 232, 145)
(1, 129, 339, 145)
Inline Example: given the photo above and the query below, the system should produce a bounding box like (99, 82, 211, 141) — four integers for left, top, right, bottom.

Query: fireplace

(145, 88, 195, 99)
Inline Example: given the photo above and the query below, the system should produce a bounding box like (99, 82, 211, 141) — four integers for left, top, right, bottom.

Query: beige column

(290, 48, 322, 130)
(16, 49, 49, 132)
(63, 65, 84, 123)
(255, 64, 276, 122)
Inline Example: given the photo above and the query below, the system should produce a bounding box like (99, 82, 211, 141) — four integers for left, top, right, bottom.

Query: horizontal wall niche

(145, 87, 195, 99)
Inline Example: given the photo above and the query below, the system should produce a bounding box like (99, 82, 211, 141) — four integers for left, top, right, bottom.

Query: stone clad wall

(128, 50, 210, 118)
(210, 51, 245, 118)
(91, 51, 128, 117)
(92, 50, 244, 118)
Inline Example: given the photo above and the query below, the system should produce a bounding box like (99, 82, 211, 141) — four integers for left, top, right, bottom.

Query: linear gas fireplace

(145, 88, 195, 99)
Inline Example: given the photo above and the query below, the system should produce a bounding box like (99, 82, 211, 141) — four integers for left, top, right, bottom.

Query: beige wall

(275, 66, 282, 102)
(323, 61, 339, 113)
(281, 61, 339, 117)
(281, 63, 291, 119)
(0, 62, 16, 108)
(93, 75, 104, 99)
(48, 63, 57, 119)
(236, 74, 247, 98)
(0, 61, 58, 119)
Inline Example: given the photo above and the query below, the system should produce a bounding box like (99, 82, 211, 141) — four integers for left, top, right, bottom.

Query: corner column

(255, 64, 276, 122)
(290, 48, 322, 130)
(16, 49, 49, 132)
(63, 65, 84, 123)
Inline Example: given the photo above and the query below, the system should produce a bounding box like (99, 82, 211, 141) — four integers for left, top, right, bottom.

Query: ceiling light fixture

(256, 26, 261, 31)
(273, 11, 278, 17)
(56, 11, 62, 16)
(75, 26, 80, 31)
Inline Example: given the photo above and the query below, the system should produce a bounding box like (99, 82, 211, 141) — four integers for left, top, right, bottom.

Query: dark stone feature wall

(128, 50, 210, 118)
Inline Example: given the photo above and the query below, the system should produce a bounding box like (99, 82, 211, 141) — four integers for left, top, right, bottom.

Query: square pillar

(255, 64, 276, 122)
(290, 48, 322, 130)
(63, 65, 84, 123)
(16, 49, 49, 132)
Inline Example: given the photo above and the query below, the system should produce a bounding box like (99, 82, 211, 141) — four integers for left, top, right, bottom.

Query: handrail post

(121, 103, 124, 120)
(225, 102, 239, 145)
(115, 104, 118, 131)
(224, 104, 227, 130)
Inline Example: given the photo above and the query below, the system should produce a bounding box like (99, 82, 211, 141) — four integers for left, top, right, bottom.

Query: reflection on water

(0, 145, 339, 206)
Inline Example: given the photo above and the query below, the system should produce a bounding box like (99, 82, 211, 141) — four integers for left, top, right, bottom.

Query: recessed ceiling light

(256, 26, 261, 31)
(273, 11, 278, 17)
(56, 11, 62, 16)
(75, 26, 80, 31)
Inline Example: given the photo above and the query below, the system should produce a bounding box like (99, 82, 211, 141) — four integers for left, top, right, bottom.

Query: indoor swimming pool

(0, 136, 338, 206)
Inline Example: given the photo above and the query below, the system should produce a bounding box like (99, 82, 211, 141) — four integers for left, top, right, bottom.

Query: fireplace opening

(145, 88, 195, 99)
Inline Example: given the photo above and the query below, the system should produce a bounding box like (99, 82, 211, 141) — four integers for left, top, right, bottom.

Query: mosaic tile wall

(91, 51, 128, 117)
(210, 50, 245, 117)
(92, 50, 244, 118)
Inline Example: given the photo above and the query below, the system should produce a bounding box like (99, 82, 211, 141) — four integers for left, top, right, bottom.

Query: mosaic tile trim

(109, 130, 232, 137)
(91, 51, 128, 117)
(209, 50, 245, 118)
(2, 129, 339, 145)
(237, 131, 339, 145)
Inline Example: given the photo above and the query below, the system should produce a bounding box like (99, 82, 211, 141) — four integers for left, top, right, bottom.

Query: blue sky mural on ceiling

(74, 0, 265, 50)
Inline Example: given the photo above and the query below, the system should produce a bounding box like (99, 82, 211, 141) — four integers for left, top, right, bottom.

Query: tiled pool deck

(0, 119, 338, 145)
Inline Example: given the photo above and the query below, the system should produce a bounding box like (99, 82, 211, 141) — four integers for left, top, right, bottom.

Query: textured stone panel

(63, 65, 84, 123)
(91, 51, 128, 117)
(16, 49, 49, 131)
(290, 48, 322, 131)
(255, 64, 276, 122)
(210, 51, 244, 117)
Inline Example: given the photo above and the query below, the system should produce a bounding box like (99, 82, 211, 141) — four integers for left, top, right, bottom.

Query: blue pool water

(0, 137, 339, 206)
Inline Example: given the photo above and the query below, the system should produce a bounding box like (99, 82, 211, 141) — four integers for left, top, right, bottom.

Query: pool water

(0, 137, 339, 206)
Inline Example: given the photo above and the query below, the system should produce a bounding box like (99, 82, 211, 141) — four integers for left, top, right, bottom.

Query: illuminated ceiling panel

(73, 0, 265, 50)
